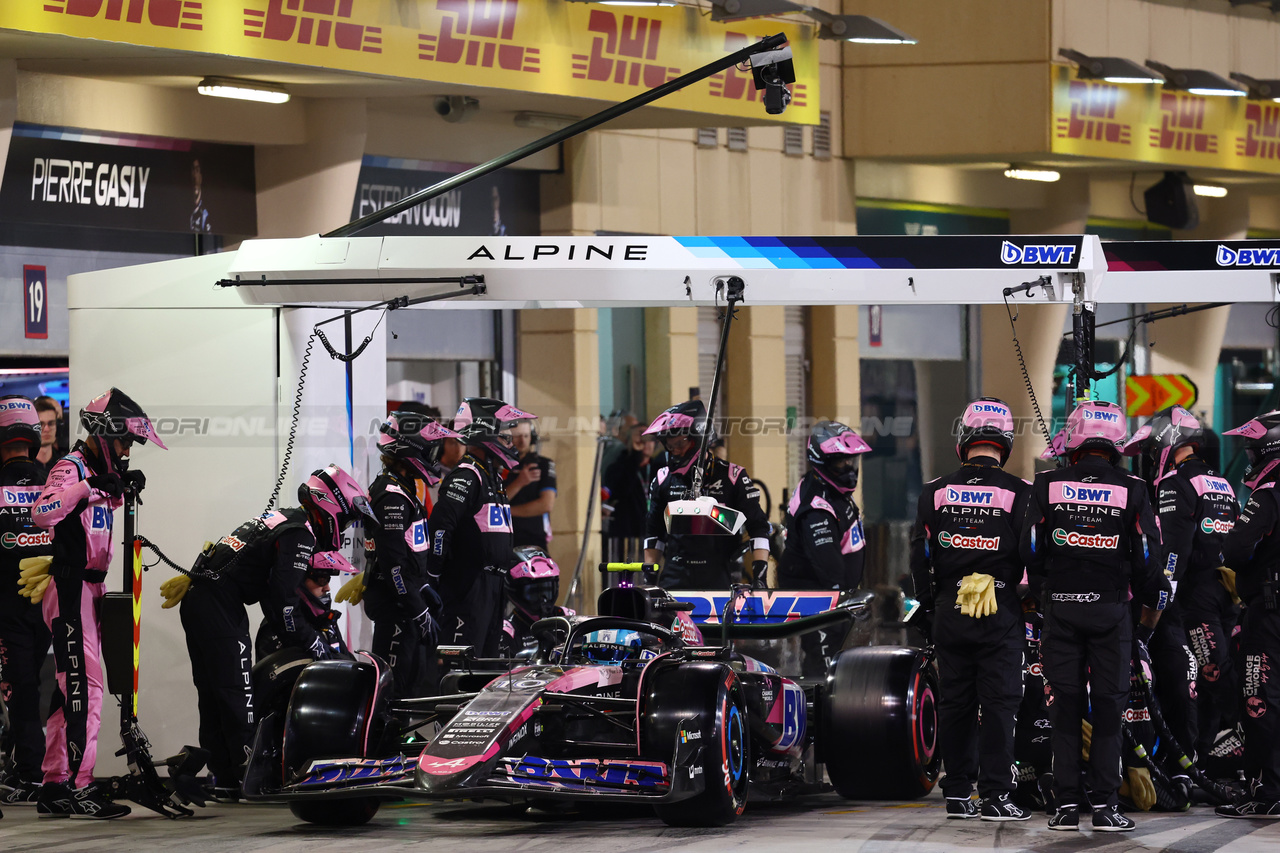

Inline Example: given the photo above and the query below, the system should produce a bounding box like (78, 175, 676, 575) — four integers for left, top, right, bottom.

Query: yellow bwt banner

(3, 1, 820, 124)
(1051, 65, 1280, 175)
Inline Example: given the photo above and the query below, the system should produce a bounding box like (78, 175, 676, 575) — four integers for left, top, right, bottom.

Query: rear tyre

(643, 663, 750, 827)
(822, 646, 939, 799)
(289, 798, 380, 826)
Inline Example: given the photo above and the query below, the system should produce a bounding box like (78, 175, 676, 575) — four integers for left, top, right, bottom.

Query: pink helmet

(1039, 428, 1068, 462)
(806, 420, 872, 493)
(308, 549, 358, 579)
(453, 397, 536, 470)
(1121, 406, 1202, 480)
(377, 412, 460, 485)
(0, 396, 40, 456)
(1225, 410, 1280, 489)
(1063, 401, 1127, 462)
(298, 464, 377, 551)
(80, 387, 166, 473)
(507, 546, 560, 622)
(955, 397, 1014, 465)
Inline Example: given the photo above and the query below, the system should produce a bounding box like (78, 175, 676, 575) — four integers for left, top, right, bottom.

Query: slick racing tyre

(281, 655, 391, 825)
(641, 662, 750, 827)
(289, 798, 380, 826)
(822, 646, 939, 799)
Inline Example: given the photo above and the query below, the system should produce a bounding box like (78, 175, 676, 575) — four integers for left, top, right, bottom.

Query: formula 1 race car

(243, 567, 938, 827)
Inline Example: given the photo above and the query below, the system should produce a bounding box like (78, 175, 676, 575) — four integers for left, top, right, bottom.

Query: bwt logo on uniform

(945, 488, 994, 505)
(1216, 245, 1280, 267)
(1000, 241, 1077, 265)
(1061, 484, 1114, 502)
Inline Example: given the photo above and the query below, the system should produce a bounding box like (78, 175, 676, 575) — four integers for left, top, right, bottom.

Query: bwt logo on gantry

(1216, 245, 1280, 267)
(1001, 241, 1077, 265)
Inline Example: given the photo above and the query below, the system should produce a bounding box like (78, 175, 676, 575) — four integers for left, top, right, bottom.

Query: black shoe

(1092, 804, 1135, 831)
(211, 786, 245, 804)
(68, 786, 131, 820)
(36, 782, 74, 819)
(1048, 805, 1079, 831)
(945, 796, 980, 819)
(1217, 799, 1280, 819)
(0, 778, 42, 805)
(982, 793, 1032, 821)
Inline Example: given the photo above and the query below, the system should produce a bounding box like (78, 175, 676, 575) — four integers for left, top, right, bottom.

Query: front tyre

(650, 669, 750, 827)
(289, 798, 380, 826)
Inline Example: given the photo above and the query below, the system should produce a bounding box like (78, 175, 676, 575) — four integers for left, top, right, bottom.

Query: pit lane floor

(3, 789, 1278, 852)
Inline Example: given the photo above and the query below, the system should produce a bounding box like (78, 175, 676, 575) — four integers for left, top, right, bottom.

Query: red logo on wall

(42, 0, 203, 30)
(1149, 93, 1218, 153)
(1237, 102, 1280, 163)
(1056, 80, 1131, 144)
(418, 0, 539, 74)
(571, 10, 679, 88)
(244, 0, 382, 53)
(709, 33, 807, 108)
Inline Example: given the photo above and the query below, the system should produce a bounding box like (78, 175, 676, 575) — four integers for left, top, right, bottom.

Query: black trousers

(1041, 601, 1132, 809)
(660, 559, 731, 591)
(440, 571, 504, 659)
(937, 631, 1024, 798)
(179, 582, 254, 786)
(1183, 577, 1240, 755)
(371, 618, 426, 699)
(1238, 602, 1280, 801)
(0, 593, 50, 782)
(1149, 603, 1199, 761)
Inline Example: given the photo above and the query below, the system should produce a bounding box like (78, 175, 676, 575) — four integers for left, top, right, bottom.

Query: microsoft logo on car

(938, 531, 1000, 550)
(1051, 528, 1119, 549)
(1200, 517, 1234, 535)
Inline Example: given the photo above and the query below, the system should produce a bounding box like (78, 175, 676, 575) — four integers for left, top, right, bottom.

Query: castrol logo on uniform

(938, 531, 1000, 550)
(1, 530, 51, 548)
(1051, 528, 1119, 549)
(1200, 517, 1234, 535)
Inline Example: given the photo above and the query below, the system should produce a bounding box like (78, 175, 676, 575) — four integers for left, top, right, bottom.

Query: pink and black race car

(243, 567, 938, 828)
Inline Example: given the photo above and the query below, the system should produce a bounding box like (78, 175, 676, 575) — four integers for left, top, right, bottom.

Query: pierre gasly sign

(0, 124, 257, 235)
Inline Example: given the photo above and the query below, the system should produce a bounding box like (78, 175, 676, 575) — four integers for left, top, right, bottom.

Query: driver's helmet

(579, 629, 646, 664)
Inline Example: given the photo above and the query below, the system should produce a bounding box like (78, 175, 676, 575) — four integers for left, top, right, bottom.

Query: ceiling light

(514, 111, 579, 130)
(1193, 184, 1227, 198)
(804, 9, 917, 43)
(197, 76, 289, 104)
(1004, 166, 1061, 183)
(1230, 72, 1280, 102)
(1058, 48, 1163, 84)
(1145, 61, 1244, 97)
(562, 0, 675, 6)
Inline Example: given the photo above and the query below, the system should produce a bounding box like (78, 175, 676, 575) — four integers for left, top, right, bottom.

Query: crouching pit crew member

(642, 400, 770, 590)
(1216, 411, 1280, 819)
(911, 398, 1031, 822)
(1021, 401, 1169, 832)
(0, 396, 52, 808)
(31, 388, 166, 819)
(254, 550, 354, 661)
(169, 464, 374, 802)
(429, 398, 535, 659)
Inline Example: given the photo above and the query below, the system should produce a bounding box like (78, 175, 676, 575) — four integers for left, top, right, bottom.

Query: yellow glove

(1081, 719, 1093, 762)
(335, 571, 367, 606)
(159, 574, 192, 609)
(957, 573, 995, 618)
(1217, 567, 1240, 605)
(17, 556, 53, 603)
(1124, 765, 1157, 811)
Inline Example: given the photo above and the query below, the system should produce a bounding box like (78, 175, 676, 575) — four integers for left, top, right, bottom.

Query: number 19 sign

(23, 265, 47, 339)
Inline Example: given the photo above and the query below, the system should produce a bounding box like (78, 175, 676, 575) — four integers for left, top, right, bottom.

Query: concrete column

(980, 303, 1068, 480)
(1173, 192, 1250, 241)
(1146, 306, 1230, 429)
(517, 309, 600, 606)
(256, 98, 368, 238)
(807, 304, 863, 504)
(725, 306, 788, 503)
(644, 307, 700, 419)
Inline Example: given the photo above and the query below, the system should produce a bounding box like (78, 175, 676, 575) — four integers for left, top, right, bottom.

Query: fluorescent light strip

(1193, 184, 1227, 198)
(198, 82, 290, 104)
(1004, 168, 1061, 183)
(1103, 76, 1163, 84)
(1187, 87, 1244, 97)
(846, 37, 916, 44)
